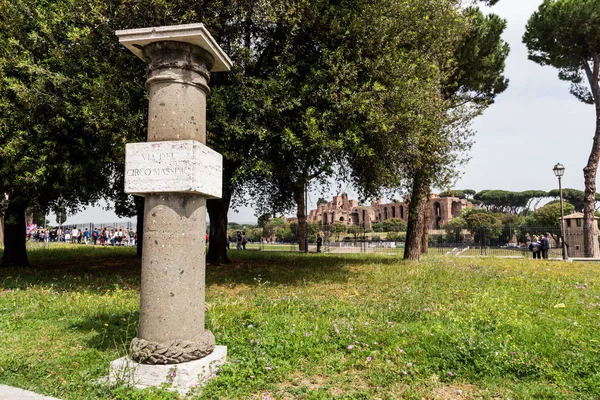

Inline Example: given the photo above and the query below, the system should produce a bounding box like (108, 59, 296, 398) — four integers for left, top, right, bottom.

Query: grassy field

(0, 246, 599, 399)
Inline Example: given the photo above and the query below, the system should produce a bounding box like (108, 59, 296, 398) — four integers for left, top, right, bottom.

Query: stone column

(131, 41, 214, 364)
(112, 24, 231, 388)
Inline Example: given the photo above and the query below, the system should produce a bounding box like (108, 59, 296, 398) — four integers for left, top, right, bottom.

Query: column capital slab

(116, 23, 232, 72)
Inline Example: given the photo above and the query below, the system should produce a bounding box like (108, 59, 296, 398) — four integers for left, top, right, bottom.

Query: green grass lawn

(0, 246, 599, 399)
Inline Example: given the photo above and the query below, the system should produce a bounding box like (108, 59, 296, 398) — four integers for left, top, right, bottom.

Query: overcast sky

(56, 0, 596, 225)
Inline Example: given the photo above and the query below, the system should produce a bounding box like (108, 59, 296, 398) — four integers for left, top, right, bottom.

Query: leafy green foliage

(0, 0, 140, 212)
(547, 188, 600, 211)
(524, 0, 600, 257)
(474, 190, 548, 213)
(531, 201, 575, 226)
(442, 217, 466, 242)
(381, 218, 408, 232)
(523, 0, 600, 104)
(463, 209, 504, 242)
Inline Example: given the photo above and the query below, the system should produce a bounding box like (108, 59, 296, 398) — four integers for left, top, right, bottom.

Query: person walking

(529, 236, 541, 259)
(540, 233, 550, 259)
(317, 232, 323, 253)
(241, 231, 247, 250)
(83, 228, 90, 245)
(236, 231, 242, 250)
(92, 227, 99, 245)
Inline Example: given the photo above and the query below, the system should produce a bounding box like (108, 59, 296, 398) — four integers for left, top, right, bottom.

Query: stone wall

(308, 193, 472, 229)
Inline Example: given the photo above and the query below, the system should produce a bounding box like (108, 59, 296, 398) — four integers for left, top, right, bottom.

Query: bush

(386, 232, 406, 242)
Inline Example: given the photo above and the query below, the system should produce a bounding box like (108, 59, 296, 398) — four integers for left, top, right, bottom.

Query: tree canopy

(524, 0, 600, 257)
(0, 0, 144, 266)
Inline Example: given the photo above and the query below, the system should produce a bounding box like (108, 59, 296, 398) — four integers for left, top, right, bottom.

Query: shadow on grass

(70, 311, 139, 352)
(0, 246, 407, 291)
(0, 247, 142, 293)
(207, 251, 404, 287)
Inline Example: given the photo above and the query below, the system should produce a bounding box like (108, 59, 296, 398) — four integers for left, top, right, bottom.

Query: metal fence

(254, 224, 579, 258)
(427, 225, 569, 258)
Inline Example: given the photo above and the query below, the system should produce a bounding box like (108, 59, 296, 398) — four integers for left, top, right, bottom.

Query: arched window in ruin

(400, 206, 404, 219)
(433, 202, 442, 229)
(392, 207, 396, 218)
(384, 207, 388, 220)
(378, 213, 382, 221)
(362, 209, 366, 224)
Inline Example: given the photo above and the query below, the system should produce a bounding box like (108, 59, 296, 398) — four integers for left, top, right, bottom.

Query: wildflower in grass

(265, 366, 272, 371)
(250, 339, 255, 344)
(347, 345, 354, 350)
(374, 342, 378, 345)
(448, 371, 455, 377)
(399, 349, 404, 353)
(263, 393, 272, 400)
(366, 357, 372, 362)
(407, 362, 413, 367)
(402, 370, 407, 375)
(305, 332, 310, 337)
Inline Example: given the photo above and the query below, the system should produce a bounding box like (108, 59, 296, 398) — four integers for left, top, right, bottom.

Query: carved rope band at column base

(130, 330, 216, 364)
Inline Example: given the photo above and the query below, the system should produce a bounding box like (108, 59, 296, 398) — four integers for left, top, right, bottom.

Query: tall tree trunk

(421, 193, 431, 254)
(404, 171, 428, 260)
(1, 199, 29, 267)
(207, 191, 232, 265)
(295, 184, 307, 252)
(582, 58, 600, 257)
(583, 103, 600, 257)
(134, 195, 144, 257)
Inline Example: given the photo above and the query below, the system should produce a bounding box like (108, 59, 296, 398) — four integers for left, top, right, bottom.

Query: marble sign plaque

(124, 140, 222, 198)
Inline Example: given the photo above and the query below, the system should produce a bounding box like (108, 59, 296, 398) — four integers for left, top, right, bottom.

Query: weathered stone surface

(108, 346, 227, 393)
(130, 330, 215, 364)
(124, 140, 222, 197)
(116, 23, 232, 72)
(114, 25, 229, 370)
(139, 193, 207, 346)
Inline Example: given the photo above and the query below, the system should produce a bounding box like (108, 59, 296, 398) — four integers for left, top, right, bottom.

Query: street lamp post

(553, 163, 568, 260)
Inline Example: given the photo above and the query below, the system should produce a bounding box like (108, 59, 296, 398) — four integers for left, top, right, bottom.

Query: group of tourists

(27, 226, 137, 247)
(529, 233, 550, 259)
(227, 231, 247, 250)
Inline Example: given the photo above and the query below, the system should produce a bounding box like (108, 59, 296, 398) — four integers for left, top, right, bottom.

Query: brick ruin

(308, 193, 473, 229)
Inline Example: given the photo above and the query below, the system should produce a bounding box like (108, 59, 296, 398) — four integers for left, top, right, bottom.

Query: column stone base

(107, 346, 226, 394)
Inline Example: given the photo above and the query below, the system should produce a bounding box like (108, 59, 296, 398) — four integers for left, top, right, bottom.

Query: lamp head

(553, 163, 565, 177)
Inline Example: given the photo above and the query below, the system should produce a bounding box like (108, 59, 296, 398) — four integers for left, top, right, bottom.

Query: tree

(249, 0, 401, 252)
(0, 0, 140, 266)
(524, 0, 600, 257)
(547, 188, 600, 212)
(257, 214, 271, 228)
(463, 210, 503, 244)
(401, 5, 510, 260)
(473, 190, 548, 213)
(440, 190, 467, 199)
(442, 217, 466, 242)
(531, 201, 575, 227)
(382, 218, 408, 232)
